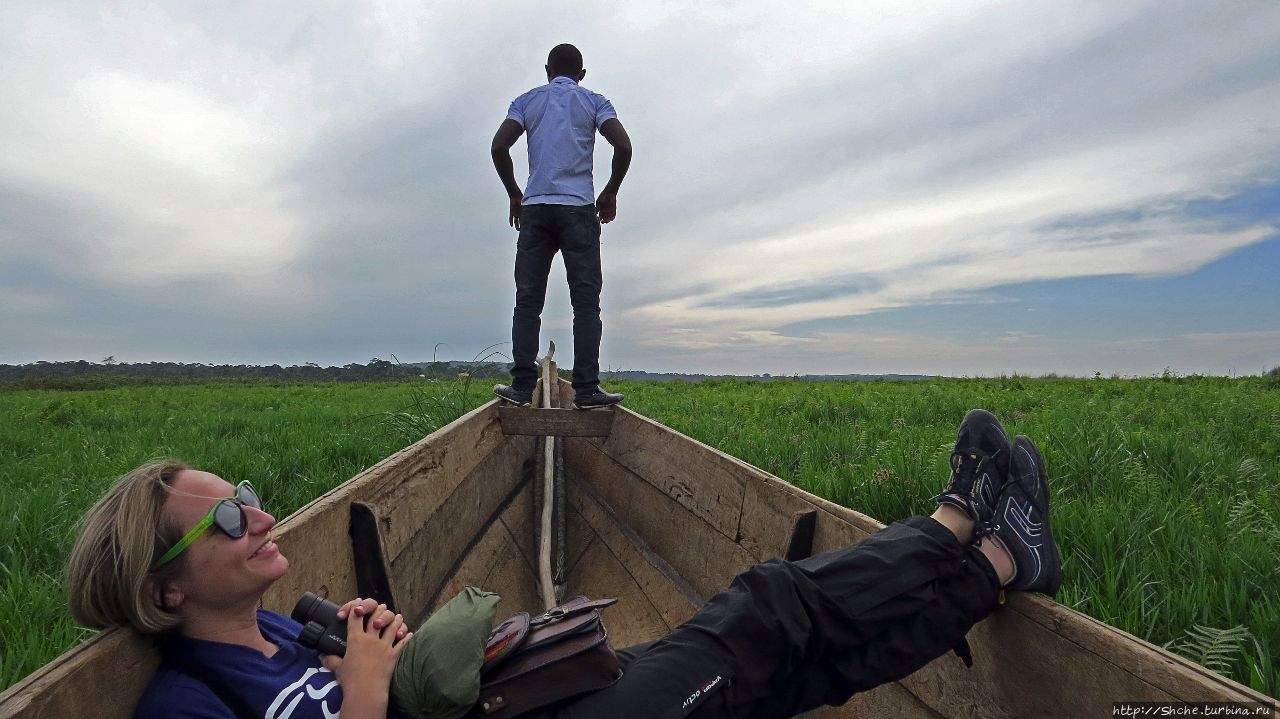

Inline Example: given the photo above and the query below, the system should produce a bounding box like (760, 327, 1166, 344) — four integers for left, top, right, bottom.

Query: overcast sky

(2, 1, 1278, 376)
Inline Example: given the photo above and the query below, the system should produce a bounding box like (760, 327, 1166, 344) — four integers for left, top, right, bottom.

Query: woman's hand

(332, 598, 409, 642)
(319, 599, 413, 719)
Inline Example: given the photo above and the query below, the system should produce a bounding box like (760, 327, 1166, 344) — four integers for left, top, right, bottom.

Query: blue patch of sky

(1033, 180, 1280, 236)
(1184, 180, 1280, 229)
(781, 182, 1280, 342)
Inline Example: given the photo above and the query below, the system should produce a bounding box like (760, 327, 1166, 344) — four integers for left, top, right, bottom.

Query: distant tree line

(0, 359, 508, 390)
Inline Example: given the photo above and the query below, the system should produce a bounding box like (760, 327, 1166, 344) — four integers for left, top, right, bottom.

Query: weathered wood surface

(428, 505, 536, 615)
(264, 400, 520, 613)
(560, 461, 937, 719)
(498, 478, 594, 588)
(842, 683, 948, 719)
(576, 408, 747, 540)
(497, 406, 615, 437)
(569, 478, 703, 636)
(567, 436, 758, 600)
(383, 432, 531, 624)
(0, 630, 158, 719)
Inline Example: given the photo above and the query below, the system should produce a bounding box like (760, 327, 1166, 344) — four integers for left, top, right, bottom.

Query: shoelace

(936, 452, 999, 545)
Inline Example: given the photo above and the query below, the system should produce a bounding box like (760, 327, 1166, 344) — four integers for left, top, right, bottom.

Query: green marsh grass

(1, 375, 1277, 697)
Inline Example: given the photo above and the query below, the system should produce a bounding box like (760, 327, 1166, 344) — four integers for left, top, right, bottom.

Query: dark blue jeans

(511, 203, 603, 394)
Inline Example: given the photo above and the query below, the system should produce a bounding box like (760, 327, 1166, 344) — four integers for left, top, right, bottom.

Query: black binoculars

(290, 592, 350, 657)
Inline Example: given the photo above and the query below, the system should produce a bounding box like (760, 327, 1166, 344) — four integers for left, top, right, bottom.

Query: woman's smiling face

(162, 469, 289, 612)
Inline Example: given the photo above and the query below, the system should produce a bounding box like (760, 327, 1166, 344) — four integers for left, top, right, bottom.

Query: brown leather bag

(474, 597, 622, 717)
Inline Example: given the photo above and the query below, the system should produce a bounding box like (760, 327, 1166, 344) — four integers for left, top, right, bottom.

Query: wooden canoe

(1, 381, 1275, 718)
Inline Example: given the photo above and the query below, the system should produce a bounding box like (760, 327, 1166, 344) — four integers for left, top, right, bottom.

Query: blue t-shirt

(134, 610, 345, 719)
(507, 76, 618, 206)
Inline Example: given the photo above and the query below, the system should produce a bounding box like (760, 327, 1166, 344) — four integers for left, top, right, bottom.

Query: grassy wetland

(1, 375, 1278, 697)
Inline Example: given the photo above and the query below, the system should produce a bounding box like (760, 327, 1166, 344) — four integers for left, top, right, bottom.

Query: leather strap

(484, 612, 530, 667)
(482, 596, 618, 676)
(530, 597, 618, 626)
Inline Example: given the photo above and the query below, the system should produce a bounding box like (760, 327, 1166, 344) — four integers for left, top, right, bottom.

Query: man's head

(545, 43, 585, 82)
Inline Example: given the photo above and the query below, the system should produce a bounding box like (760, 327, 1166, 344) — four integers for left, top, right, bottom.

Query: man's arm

(491, 118, 525, 229)
(596, 118, 632, 224)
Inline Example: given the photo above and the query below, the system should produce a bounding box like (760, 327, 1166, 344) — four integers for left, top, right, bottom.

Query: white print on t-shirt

(265, 667, 340, 719)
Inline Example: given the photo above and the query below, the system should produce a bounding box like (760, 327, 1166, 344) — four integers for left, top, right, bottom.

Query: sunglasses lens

(213, 500, 247, 538)
(238, 483, 263, 510)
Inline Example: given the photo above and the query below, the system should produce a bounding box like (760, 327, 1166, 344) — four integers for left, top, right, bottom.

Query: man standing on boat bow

(491, 43, 633, 409)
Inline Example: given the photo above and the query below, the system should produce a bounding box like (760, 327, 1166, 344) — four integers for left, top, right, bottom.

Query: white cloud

(0, 5, 318, 303)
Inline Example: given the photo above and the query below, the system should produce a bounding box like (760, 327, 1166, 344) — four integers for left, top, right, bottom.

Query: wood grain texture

(738, 476, 829, 561)
(388, 436, 531, 623)
(0, 630, 158, 718)
(472, 526, 544, 620)
(586, 408, 747, 541)
(427, 512, 526, 616)
(562, 538, 674, 650)
(353, 408, 515, 560)
(1009, 593, 1271, 704)
(497, 479, 593, 587)
(498, 406, 616, 437)
(568, 478, 703, 632)
(564, 436, 758, 600)
(839, 682, 949, 719)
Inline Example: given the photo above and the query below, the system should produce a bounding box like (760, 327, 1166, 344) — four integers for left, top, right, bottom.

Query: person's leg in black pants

(510, 204, 603, 395)
(558, 204, 603, 394)
(544, 516, 999, 719)
(510, 204, 559, 393)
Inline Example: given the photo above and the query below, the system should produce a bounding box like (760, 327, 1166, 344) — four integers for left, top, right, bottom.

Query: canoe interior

(1, 381, 1274, 718)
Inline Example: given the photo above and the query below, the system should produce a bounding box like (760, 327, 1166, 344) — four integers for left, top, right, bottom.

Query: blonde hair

(66, 459, 190, 634)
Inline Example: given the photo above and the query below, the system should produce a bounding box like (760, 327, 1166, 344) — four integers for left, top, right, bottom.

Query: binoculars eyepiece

(291, 592, 348, 657)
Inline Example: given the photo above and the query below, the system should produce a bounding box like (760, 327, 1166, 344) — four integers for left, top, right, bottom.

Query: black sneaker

(574, 388, 624, 409)
(934, 409, 1010, 528)
(493, 384, 533, 406)
(991, 435, 1062, 595)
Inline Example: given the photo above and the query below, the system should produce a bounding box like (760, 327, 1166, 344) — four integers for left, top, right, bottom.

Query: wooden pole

(537, 343, 557, 609)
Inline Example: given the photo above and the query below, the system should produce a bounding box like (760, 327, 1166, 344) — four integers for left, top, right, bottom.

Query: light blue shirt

(507, 76, 617, 206)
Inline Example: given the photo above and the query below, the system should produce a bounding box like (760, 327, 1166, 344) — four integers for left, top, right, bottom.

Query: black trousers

(539, 517, 1000, 719)
(510, 203, 603, 394)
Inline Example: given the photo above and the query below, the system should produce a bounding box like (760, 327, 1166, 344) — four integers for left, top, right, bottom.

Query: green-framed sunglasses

(151, 481, 263, 570)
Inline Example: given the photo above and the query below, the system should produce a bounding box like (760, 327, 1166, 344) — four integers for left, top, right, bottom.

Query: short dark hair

(547, 44, 583, 77)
